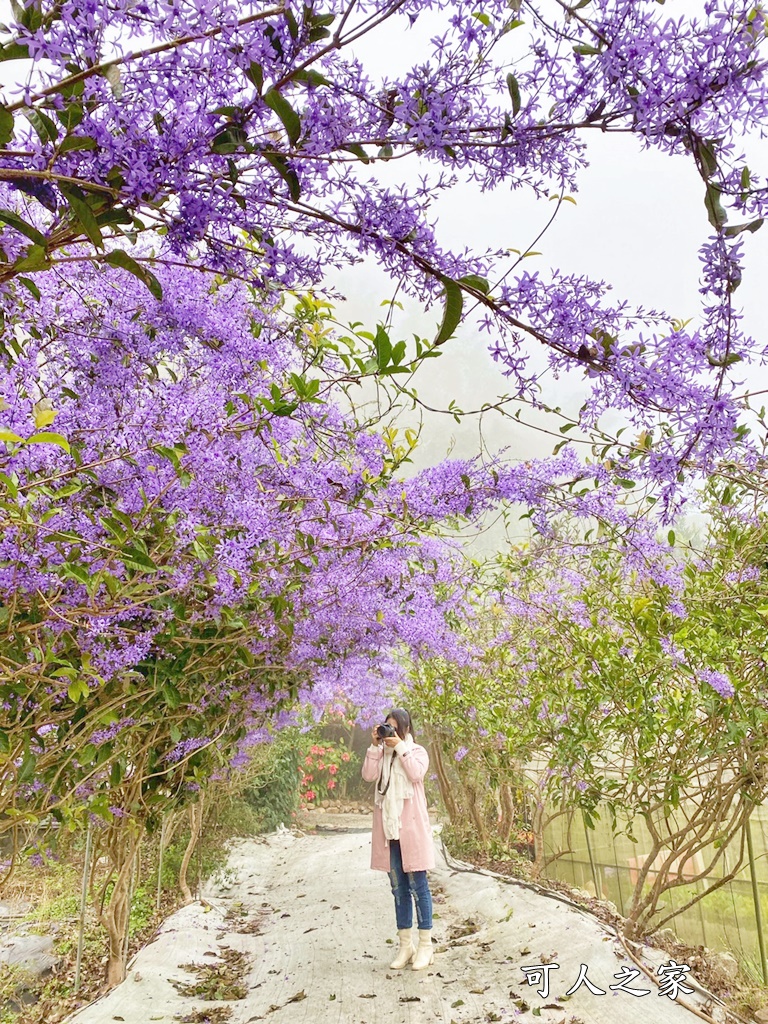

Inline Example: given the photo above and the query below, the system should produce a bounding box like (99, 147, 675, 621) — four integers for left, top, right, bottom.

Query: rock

(655, 928, 678, 946)
(0, 901, 32, 919)
(708, 951, 739, 983)
(753, 1008, 768, 1024)
(0, 934, 58, 977)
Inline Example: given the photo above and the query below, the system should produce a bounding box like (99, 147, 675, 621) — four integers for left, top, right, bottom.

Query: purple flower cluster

(699, 668, 735, 699)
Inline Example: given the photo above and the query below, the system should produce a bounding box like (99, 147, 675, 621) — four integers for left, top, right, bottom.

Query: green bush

(244, 734, 301, 831)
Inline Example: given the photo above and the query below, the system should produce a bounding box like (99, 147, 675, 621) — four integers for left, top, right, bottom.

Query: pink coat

(362, 742, 435, 872)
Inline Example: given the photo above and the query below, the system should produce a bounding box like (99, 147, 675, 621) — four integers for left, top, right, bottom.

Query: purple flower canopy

(0, 0, 764, 788)
(0, 0, 762, 496)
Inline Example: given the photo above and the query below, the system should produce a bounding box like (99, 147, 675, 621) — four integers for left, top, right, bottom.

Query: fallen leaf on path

(399, 996, 421, 1002)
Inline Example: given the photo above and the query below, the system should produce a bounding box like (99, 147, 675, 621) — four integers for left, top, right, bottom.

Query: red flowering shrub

(298, 739, 358, 805)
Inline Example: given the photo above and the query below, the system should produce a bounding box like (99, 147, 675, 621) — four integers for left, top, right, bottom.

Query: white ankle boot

(411, 929, 434, 970)
(390, 928, 416, 969)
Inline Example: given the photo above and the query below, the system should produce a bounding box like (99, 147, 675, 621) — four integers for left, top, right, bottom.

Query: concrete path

(65, 822, 730, 1024)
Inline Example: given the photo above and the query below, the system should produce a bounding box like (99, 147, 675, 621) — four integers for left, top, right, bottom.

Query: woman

(361, 708, 435, 971)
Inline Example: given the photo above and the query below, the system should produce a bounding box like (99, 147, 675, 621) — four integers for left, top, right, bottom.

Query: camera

(376, 723, 397, 740)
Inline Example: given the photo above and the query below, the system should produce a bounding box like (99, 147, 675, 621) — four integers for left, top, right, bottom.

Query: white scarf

(374, 734, 415, 841)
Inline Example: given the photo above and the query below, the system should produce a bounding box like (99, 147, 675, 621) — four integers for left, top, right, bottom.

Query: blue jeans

(388, 839, 433, 930)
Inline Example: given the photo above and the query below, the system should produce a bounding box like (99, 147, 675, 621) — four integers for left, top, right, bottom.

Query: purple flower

(700, 669, 735, 699)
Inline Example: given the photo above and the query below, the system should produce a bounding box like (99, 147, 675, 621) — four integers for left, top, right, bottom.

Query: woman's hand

(370, 727, 382, 746)
(383, 735, 399, 748)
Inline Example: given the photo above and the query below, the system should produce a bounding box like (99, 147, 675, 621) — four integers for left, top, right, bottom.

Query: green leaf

(0, 208, 47, 247)
(18, 275, 41, 300)
(56, 100, 83, 130)
(95, 208, 132, 228)
(245, 61, 264, 92)
(104, 249, 163, 300)
(60, 186, 104, 248)
(704, 182, 727, 230)
(0, 427, 24, 444)
(121, 545, 157, 571)
(341, 143, 370, 163)
(458, 273, 490, 295)
(34, 407, 57, 429)
(13, 244, 49, 272)
(211, 123, 248, 154)
(23, 107, 59, 144)
(373, 325, 391, 370)
(0, 105, 14, 146)
(308, 24, 333, 43)
(263, 89, 302, 146)
(292, 68, 331, 88)
(506, 73, 521, 116)
(27, 431, 71, 453)
(724, 218, 763, 238)
(391, 339, 406, 366)
(0, 731, 10, 755)
(67, 679, 90, 703)
(668, 530, 675, 546)
(59, 134, 98, 153)
(435, 278, 463, 345)
(695, 138, 718, 179)
(100, 515, 127, 543)
(17, 750, 36, 784)
(263, 151, 301, 202)
(0, 41, 30, 62)
(162, 681, 182, 710)
(573, 43, 601, 55)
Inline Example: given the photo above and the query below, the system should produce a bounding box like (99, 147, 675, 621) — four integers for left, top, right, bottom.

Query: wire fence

(540, 801, 768, 983)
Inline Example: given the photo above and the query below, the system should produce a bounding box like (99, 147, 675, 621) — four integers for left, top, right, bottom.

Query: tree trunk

(97, 830, 141, 989)
(530, 800, 547, 881)
(428, 736, 460, 823)
(464, 781, 487, 842)
(179, 796, 204, 904)
(499, 783, 516, 843)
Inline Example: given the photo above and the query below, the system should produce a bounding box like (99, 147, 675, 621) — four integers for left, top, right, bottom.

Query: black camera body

(376, 723, 397, 740)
